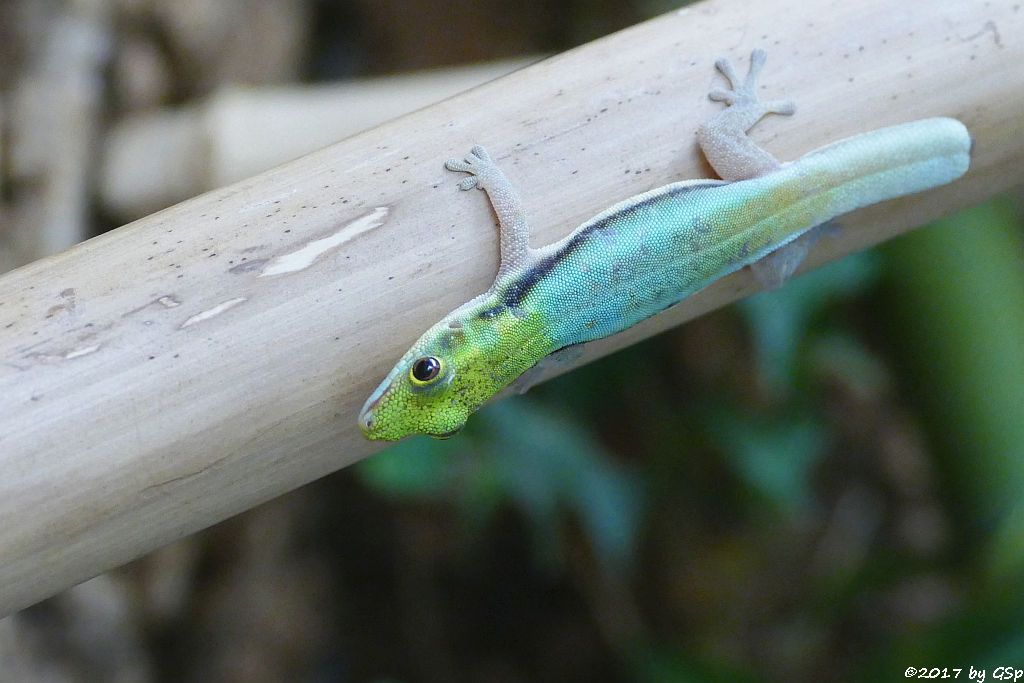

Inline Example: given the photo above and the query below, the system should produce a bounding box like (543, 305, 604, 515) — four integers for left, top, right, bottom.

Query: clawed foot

(709, 49, 795, 117)
(445, 145, 495, 191)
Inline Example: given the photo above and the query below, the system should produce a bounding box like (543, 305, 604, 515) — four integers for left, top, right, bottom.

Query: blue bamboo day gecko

(360, 49, 971, 441)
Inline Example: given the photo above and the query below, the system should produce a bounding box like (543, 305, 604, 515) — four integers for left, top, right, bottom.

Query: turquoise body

(518, 117, 970, 347)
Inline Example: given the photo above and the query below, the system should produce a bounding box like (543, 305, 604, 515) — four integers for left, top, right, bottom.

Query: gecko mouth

(358, 410, 375, 437)
(358, 376, 394, 437)
(358, 394, 385, 437)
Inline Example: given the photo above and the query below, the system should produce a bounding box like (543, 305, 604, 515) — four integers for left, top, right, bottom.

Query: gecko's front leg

(445, 145, 535, 282)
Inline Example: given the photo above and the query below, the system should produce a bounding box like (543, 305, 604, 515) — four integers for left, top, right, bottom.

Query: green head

(359, 297, 551, 441)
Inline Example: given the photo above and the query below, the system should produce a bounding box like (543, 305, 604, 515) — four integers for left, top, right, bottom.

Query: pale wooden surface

(1, 0, 1022, 616)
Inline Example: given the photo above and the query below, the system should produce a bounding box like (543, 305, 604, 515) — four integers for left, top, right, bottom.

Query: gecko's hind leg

(697, 49, 795, 182)
(697, 49, 831, 289)
(750, 221, 841, 289)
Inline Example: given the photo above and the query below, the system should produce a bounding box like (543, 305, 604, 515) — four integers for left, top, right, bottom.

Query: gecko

(359, 49, 970, 441)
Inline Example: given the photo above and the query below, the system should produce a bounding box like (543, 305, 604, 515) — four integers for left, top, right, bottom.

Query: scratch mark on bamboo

(258, 206, 389, 277)
(63, 344, 100, 360)
(21, 342, 102, 365)
(125, 294, 183, 319)
(180, 298, 246, 329)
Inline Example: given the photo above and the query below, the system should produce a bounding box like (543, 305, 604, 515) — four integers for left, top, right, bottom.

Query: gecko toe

(713, 58, 741, 87)
(707, 88, 735, 103)
(767, 99, 796, 116)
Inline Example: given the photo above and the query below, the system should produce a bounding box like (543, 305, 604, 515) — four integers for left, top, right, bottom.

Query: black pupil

(412, 357, 441, 382)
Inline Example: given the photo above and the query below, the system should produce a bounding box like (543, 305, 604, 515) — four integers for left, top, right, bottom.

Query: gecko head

(359, 354, 468, 441)
(359, 298, 549, 441)
(358, 318, 491, 441)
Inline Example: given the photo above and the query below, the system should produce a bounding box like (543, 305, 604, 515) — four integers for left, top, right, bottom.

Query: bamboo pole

(1, 0, 1021, 617)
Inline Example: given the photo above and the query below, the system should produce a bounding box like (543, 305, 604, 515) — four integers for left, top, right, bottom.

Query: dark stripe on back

(475, 303, 505, 320)
(501, 180, 721, 307)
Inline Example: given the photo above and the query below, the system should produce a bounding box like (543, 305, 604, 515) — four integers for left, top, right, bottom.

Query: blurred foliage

(885, 198, 1024, 560)
(740, 246, 882, 395)
(359, 397, 646, 577)
(723, 252, 881, 511)
(873, 197, 1024, 678)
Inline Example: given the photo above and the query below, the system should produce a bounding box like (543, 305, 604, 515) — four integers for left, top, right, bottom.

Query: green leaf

(481, 400, 647, 574)
(739, 251, 879, 393)
(710, 408, 825, 513)
(355, 433, 457, 499)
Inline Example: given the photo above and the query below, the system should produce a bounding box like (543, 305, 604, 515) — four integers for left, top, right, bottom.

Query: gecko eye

(410, 356, 443, 384)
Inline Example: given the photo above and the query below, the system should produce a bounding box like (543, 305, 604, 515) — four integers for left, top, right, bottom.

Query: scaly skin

(359, 51, 970, 441)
